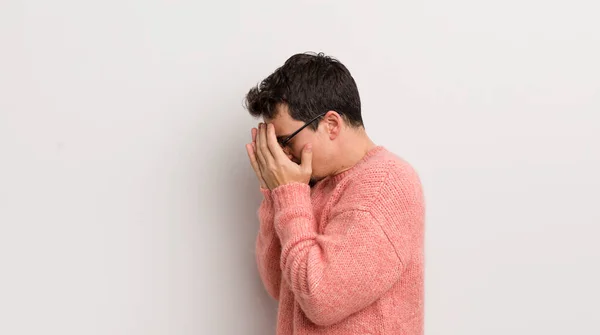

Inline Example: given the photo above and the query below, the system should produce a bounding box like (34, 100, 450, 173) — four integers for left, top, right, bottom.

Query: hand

(255, 123, 312, 190)
(246, 126, 268, 189)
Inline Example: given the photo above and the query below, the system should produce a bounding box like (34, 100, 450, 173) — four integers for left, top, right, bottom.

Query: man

(244, 52, 425, 334)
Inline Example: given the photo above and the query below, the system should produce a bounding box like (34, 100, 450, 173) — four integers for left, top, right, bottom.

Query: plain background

(1, 0, 598, 334)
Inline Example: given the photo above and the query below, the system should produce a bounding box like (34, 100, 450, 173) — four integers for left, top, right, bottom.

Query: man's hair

(244, 52, 363, 130)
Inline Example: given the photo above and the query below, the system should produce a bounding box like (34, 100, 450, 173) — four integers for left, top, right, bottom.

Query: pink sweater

(255, 146, 425, 334)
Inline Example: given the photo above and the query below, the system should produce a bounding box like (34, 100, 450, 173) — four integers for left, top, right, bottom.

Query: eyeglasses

(278, 112, 328, 147)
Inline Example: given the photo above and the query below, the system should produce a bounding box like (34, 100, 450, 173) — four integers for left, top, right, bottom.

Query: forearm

(255, 188, 282, 300)
(271, 183, 403, 326)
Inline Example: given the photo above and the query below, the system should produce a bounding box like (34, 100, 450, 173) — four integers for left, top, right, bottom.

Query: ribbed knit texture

(255, 146, 425, 334)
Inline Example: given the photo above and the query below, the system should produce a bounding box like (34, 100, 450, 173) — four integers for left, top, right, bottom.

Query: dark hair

(244, 52, 363, 130)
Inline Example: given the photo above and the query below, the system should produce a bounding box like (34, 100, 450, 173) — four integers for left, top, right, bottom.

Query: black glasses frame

(279, 112, 328, 147)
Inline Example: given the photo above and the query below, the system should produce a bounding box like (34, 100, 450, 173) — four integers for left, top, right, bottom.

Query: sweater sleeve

(255, 188, 282, 300)
(271, 181, 413, 327)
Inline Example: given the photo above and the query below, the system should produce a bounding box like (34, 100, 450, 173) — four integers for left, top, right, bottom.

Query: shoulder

(333, 148, 424, 213)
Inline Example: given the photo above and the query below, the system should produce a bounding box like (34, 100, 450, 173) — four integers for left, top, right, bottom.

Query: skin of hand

(245, 126, 268, 189)
(245, 123, 312, 190)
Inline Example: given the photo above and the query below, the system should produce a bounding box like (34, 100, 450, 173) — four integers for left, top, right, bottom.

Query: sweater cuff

(271, 182, 311, 212)
(271, 182, 314, 242)
(260, 187, 273, 202)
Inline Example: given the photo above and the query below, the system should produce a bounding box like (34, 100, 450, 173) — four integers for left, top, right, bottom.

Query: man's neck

(332, 133, 377, 176)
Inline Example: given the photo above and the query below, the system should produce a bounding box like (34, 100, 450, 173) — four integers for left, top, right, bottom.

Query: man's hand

(253, 122, 312, 190)
(246, 126, 269, 189)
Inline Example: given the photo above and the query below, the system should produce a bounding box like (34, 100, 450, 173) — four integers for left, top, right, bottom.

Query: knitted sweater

(255, 146, 425, 334)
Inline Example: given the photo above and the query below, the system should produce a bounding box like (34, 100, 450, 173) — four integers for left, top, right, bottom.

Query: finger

(281, 146, 295, 161)
(300, 143, 313, 172)
(255, 123, 267, 166)
(251, 142, 262, 166)
(246, 143, 262, 177)
(258, 122, 273, 165)
(266, 123, 288, 162)
(251, 128, 259, 163)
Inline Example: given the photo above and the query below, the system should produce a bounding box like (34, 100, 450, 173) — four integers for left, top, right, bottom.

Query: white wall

(1, 1, 598, 334)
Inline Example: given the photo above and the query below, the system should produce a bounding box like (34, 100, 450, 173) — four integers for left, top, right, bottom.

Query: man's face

(264, 105, 329, 182)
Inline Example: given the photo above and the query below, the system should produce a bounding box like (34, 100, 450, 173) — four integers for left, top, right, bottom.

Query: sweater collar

(326, 145, 386, 185)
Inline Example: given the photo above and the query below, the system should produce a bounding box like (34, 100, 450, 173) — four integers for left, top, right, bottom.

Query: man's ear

(324, 110, 342, 140)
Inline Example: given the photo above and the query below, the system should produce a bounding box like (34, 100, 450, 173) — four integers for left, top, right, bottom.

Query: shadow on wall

(208, 121, 279, 334)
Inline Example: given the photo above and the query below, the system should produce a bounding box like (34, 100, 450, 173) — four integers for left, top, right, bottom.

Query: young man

(244, 52, 425, 334)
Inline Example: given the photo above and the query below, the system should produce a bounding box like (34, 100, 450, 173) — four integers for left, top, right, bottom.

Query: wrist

(271, 182, 311, 212)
